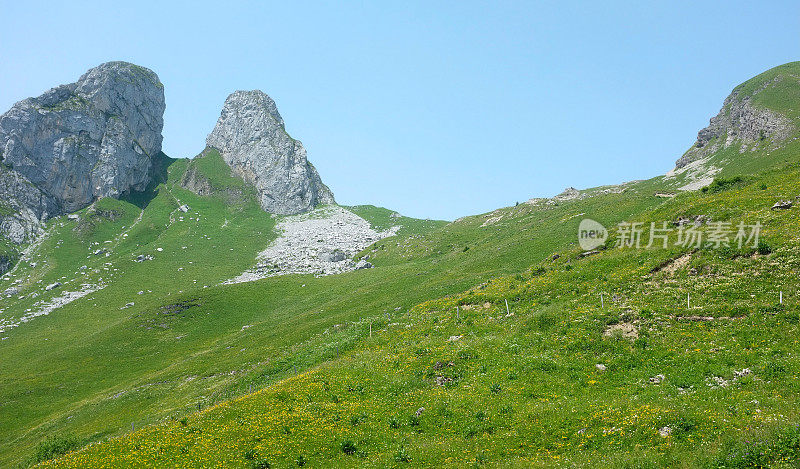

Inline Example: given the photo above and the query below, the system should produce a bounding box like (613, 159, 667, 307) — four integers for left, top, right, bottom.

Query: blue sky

(1, 1, 797, 220)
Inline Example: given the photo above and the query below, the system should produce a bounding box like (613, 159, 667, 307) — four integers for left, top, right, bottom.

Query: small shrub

(394, 445, 411, 463)
(702, 176, 744, 194)
(763, 361, 786, 380)
(341, 440, 357, 455)
(296, 455, 306, 466)
(408, 415, 420, 427)
(33, 435, 81, 463)
(389, 417, 400, 429)
(251, 459, 270, 469)
(350, 413, 367, 426)
(672, 415, 698, 439)
(757, 240, 773, 255)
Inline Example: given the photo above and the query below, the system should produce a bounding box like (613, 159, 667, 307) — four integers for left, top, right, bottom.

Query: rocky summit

(206, 90, 335, 215)
(0, 61, 165, 243)
(675, 65, 798, 169)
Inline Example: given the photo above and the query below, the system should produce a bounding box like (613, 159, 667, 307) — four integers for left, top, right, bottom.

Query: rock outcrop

(0, 61, 165, 243)
(0, 166, 59, 243)
(675, 75, 795, 169)
(206, 90, 334, 215)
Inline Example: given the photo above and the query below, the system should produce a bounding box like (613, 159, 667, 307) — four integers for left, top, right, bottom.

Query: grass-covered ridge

(345, 204, 448, 237)
(735, 61, 800, 119)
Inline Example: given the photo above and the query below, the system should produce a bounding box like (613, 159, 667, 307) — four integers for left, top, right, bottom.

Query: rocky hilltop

(206, 90, 334, 215)
(675, 63, 798, 169)
(0, 61, 165, 242)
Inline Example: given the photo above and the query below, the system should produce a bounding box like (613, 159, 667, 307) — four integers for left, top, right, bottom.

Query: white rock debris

(0, 283, 105, 334)
(664, 155, 721, 191)
(225, 206, 399, 284)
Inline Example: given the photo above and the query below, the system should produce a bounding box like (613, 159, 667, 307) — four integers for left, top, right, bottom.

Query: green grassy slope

(6, 62, 800, 467)
(42, 156, 800, 469)
(344, 205, 448, 237)
(0, 174, 669, 467)
(0, 151, 450, 467)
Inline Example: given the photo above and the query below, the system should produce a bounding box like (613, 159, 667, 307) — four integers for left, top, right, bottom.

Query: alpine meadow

(1, 7, 800, 468)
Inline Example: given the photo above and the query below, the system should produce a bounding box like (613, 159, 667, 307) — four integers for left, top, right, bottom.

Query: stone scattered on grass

(649, 374, 665, 385)
(771, 200, 793, 210)
(706, 376, 729, 388)
(435, 376, 453, 386)
(603, 322, 638, 339)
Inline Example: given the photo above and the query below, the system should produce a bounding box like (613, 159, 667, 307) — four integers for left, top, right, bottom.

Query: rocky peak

(206, 90, 334, 215)
(675, 63, 798, 169)
(0, 61, 165, 243)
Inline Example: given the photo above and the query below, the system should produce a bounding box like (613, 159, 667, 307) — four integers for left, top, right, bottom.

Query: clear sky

(1, 1, 797, 220)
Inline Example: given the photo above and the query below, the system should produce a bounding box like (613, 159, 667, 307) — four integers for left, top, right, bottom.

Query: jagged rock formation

(0, 61, 165, 243)
(0, 167, 59, 243)
(675, 73, 796, 169)
(206, 90, 334, 215)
